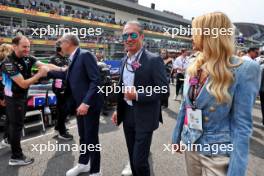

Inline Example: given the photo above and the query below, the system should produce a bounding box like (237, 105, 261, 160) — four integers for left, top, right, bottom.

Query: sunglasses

(122, 32, 139, 41)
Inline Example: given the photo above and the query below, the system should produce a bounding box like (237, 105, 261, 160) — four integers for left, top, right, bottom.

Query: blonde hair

(0, 43, 13, 61)
(188, 12, 242, 104)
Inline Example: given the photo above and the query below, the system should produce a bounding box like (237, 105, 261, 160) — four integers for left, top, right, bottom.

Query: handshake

(36, 66, 50, 78)
(35, 65, 68, 79)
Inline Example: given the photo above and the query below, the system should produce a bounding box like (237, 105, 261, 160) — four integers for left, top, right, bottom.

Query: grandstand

(0, 0, 192, 59)
(234, 22, 264, 47)
(1, 0, 261, 59)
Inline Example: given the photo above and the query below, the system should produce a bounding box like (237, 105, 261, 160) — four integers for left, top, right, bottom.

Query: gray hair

(124, 20, 144, 34)
(60, 33, 80, 46)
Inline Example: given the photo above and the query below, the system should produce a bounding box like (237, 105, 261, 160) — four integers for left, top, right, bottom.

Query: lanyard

(189, 70, 207, 109)
(125, 49, 142, 73)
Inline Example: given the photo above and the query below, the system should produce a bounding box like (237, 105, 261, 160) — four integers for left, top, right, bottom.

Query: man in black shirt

(49, 41, 73, 140)
(1, 35, 65, 166)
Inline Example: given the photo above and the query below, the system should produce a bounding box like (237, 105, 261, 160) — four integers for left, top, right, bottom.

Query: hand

(38, 66, 49, 77)
(111, 111, 117, 125)
(0, 99, 6, 107)
(62, 66, 69, 72)
(76, 103, 89, 116)
(124, 86, 137, 101)
(61, 66, 68, 72)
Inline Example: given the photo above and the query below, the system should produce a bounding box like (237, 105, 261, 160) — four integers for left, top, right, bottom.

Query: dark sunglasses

(122, 32, 139, 41)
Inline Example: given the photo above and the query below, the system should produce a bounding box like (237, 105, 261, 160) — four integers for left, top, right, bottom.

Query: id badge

(186, 108, 203, 131)
(55, 79, 63, 88)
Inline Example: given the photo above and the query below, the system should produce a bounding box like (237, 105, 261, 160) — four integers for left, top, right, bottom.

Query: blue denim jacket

(172, 57, 260, 176)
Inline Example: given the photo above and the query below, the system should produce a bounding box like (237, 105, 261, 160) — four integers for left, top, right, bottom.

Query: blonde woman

(0, 43, 13, 148)
(0, 43, 13, 60)
(172, 12, 260, 176)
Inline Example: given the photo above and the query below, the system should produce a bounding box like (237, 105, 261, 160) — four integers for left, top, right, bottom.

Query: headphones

(56, 41, 62, 52)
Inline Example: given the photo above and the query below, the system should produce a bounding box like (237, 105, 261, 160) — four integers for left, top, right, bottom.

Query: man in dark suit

(112, 21, 169, 176)
(48, 34, 103, 176)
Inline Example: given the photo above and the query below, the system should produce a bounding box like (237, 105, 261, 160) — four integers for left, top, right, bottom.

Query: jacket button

(209, 106, 216, 112)
(204, 116, 209, 122)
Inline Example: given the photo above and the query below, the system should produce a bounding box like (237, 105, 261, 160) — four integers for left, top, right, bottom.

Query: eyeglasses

(122, 32, 139, 41)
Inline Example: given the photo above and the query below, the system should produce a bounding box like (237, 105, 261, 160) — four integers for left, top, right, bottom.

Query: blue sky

(138, 0, 264, 25)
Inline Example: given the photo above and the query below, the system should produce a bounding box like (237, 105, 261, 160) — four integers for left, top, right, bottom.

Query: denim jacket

(172, 57, 260, 176)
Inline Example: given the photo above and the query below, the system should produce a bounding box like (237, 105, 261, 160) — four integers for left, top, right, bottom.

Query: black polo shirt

(1, 52, 37, 98)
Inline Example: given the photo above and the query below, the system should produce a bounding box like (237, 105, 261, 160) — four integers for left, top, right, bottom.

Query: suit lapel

(134, 49, 146, 86)
(118, 56, 128, 85)
(119, 48, 145, 86)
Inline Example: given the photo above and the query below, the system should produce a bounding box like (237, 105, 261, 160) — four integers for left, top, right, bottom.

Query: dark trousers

(0, 105, 8, 140)
(5, 96, 26, 159)
(176, 73, 184, 97)
(54, 93, 67, 134)
(76, 108, 101, 174)
(123, 105, 153, 176)
(259, 91, 264, 125)
(161, 77, 170, 107)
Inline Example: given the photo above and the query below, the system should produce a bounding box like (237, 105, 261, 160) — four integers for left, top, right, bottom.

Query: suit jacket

(48, 48, 103, 111)
(116, 49, 169, 132)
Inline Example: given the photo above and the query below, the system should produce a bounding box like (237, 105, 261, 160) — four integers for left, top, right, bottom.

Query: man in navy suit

(112, 21, 169, 176)
(48, 34, 103, 176)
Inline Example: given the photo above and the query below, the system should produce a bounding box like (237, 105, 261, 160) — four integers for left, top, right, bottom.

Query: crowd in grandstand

(0, 0, 174, 34)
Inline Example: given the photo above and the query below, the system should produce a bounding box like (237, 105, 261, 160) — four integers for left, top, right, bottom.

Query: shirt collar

(127, 47, 143, 60)
(69, 47, 78, 62)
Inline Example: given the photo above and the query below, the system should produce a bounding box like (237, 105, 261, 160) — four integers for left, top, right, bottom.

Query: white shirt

(241, 54, 253, 61)
(256, 56, 264, 65)
(173, 55, 189, 73)
(122, 48, 143, 106)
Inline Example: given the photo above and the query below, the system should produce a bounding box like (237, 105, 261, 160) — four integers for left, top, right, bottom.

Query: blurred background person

(173, 48, 189, 101)
(48, 41, 73, 140)
(160, 48, 172, 108)
(241, 47, 259, 61)
(96, 51, 111, 116)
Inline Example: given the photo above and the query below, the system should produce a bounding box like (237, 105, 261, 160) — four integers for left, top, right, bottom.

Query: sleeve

(172, 99, 186, 144)
(1, 61, 20, 78)
(82, 52, 101, 106)
(227, 61, 260, 176)
(29, 55, 37, 66)
(47, 70, 66, 80)
(48, 56, 55, 64)
(173, 59, 180, 69)
(137, 56, 169, 102)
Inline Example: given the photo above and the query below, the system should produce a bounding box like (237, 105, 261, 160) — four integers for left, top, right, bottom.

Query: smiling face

(13, 37, 30, 58)
(122, 23, 144, 55)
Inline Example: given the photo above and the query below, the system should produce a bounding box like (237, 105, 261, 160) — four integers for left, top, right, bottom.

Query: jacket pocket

(203, 131, 231, 144)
